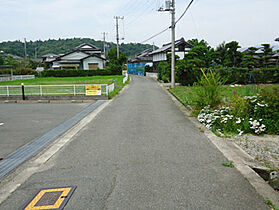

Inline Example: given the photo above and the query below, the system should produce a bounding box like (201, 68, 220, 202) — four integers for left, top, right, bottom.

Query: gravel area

(231, 134, 279, 169)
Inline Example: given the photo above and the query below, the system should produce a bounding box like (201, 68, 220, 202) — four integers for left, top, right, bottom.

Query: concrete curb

(159, 83, 279, 207)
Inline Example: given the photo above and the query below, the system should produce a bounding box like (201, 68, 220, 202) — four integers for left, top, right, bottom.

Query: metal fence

(0, 84, 116, 97)
(123, 74, 129, 84)
(0, 75, 35, 82)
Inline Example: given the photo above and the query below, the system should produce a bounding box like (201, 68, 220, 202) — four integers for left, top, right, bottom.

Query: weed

(222, 160, 235, 168)
(265, 199, 279, 210)
(199, 127, 205, 133)
(264, 161, 273, 170)
(264, 146, 270, 152)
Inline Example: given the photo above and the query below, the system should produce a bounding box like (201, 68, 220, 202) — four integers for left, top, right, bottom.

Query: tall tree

(214, 42, 227, 66)
(0, 54, 3, 65)
(261, 44, 273, 68)
(107, 48, 127, 65)
(224, 41, 243, 67)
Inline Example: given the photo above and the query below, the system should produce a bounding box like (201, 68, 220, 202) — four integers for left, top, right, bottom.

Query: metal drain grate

(22, 186, 76, 210)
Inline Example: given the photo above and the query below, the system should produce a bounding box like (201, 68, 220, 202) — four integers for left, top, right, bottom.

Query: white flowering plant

(197, 94, 270, 135)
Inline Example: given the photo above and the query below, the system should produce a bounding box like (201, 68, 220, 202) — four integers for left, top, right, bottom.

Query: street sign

(86, 85, 101, 96)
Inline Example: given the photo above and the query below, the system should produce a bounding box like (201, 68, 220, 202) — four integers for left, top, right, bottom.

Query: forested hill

(0, 38, 155, 58)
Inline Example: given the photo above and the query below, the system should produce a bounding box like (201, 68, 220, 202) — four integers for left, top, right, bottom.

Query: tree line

(0, 38, 154, 58)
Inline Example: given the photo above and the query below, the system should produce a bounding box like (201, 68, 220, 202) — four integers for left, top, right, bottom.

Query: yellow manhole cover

(23, 186, 76, 210)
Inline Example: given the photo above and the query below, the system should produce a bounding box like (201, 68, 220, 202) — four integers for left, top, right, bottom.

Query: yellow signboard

(86, 85, 101, 96)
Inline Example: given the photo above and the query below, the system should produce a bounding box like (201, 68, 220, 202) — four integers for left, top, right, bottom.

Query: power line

(175, 0, 194, 25)
(140, 0, 194, 44)
(140, 27, 170, 44)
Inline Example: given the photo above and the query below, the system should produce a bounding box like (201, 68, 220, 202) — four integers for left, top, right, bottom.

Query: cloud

(0, 0, 278, 48)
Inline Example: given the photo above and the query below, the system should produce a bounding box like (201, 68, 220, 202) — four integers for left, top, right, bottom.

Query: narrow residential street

(0, 76, 269, 209)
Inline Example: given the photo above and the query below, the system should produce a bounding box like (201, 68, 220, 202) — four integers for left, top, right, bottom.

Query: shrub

(215, 67, 279, 84)
(41, 66, 122, 78)
(192, 69, 226, 108)
(157, 62, 170, 83)
(176, 59, 202, 85)
(259, 87, 279, 134)
(0, 68, 38, 76)
(170, 65, 279, 86)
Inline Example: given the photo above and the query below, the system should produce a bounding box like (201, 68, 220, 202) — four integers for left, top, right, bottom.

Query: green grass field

(0, 75, 124, 85)
(0, 75, 128, 98)
(170, 84, 279, 107)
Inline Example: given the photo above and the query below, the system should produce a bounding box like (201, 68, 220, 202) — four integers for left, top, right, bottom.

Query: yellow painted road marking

(24, 187, 75, 210)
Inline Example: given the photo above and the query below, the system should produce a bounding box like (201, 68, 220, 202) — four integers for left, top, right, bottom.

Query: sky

(0, 0, 278, 48)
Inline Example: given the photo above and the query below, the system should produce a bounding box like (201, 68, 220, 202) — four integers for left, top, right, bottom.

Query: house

(42, 53, 59, 69)
(150, 37, 193, 71)
(42, 53, 58, 63)
(127, 49, 153, 75)
(50, 43, 106, 70)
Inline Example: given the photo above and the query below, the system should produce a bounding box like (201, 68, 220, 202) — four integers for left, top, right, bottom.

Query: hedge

(40, 69, 121, 77)
(216, 67, 279, 84)
(40, 63, 123, 77)
(0, 68, 38, 76)
(176, 67, 279, 85)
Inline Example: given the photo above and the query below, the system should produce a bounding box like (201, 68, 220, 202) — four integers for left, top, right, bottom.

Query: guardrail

(0, 84, 116, 97)
(123, 73, 129, 84)
(0, 75, 35, 82)
(107, 83, 115, 93)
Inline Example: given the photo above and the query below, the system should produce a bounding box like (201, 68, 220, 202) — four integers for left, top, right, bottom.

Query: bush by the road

(41, 64, 123, 77)
(159, 63, 279, 85)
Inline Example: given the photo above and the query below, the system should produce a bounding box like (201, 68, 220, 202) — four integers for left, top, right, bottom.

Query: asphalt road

(0, 103, 89, 158)
(0, 76, 269, 209)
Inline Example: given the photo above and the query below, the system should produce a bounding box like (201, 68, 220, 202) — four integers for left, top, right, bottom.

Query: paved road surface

(0, 76, 268, 209)
(0, 103, 89, 158)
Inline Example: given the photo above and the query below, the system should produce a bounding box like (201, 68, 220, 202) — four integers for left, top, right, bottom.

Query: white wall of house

(83, 57, 104, 69)
(153, 53, 167, 62)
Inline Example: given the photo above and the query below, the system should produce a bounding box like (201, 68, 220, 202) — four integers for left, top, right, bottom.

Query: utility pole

(159, 1, 176, 88)
(35, 47, 38, 59)
(102, 32, 108, 56)
(114, 16, 124, 59)
(170, 0, 176, 88)
(24, 38, 27, 59)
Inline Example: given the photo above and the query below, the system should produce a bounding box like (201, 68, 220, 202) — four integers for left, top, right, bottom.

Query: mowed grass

(0, 75, 124, 85)
(170, 84, 279, 107)
(0, 75, 128, 98)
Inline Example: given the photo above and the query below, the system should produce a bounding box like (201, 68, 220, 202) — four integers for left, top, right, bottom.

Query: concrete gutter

(160, 83, 279, 207)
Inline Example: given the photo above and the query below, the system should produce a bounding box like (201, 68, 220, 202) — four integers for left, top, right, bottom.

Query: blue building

(127, 50, 153, 76)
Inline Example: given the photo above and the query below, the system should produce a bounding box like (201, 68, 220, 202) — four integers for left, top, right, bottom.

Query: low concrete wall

(146, 72, 158, 79)
(0, 95, 108, 101)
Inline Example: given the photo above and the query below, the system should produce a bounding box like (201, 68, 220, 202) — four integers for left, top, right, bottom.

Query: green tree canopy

(107, 48, 127, 66)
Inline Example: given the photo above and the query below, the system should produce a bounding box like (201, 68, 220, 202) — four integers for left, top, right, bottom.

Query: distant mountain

(0, 38, 156, 58)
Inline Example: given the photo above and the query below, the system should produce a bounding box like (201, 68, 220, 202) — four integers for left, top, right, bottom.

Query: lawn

(0, 75, 128, 98)
(170, 84, 279, 107)
(0, 75, 124, 85)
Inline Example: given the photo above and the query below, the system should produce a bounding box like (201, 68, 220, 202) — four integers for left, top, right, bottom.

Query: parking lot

(0, 102, 91, 159)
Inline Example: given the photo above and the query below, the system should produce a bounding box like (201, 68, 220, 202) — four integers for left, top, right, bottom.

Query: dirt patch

(230, 134, 279, 170)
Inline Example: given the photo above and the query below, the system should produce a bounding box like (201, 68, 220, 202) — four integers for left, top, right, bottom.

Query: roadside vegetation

(171, 73, 279, 136)
(166, 39, 279, 136)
